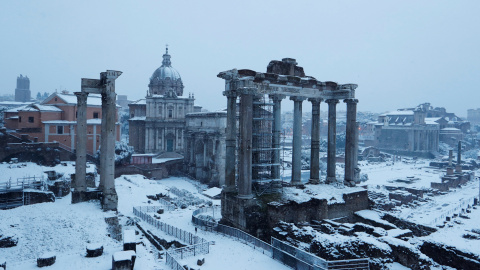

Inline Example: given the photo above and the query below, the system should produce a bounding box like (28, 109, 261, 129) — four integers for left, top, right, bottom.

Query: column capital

(74, 91, 89, 98)
(237, 87, 257, 95)
(74, 91, 88, 106)
(325, 99, 340, 105)
(344, 98, 359, 104)
(308, 97, 323, 104)
(269, 94, 286, 101)
(290, 96, 307, 102)
(223, 90, 238, 98)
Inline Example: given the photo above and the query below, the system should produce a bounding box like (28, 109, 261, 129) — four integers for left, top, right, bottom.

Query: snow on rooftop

(129, 116, 146, 121)
(41, 119, 103, 125)
(380, 110, 414, 116)
(441, 127, 461, 131)
(202, 187, 222, 198)
(55, 93, 103, 106)
(130, 99, 146, 105)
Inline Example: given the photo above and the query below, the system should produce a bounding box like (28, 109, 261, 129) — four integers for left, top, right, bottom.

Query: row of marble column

(224, 90, 359, 198)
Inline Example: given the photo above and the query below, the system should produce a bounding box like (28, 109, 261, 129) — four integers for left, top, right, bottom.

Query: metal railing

(168, 241, 210, 260)
(134, 205, 212, 270)
(272, 237, 369, 270)
(133, 206, 206, 245)
(165, 252, 184, 270)
(192, 209, 370, 270)
(192, 206, 272, 255)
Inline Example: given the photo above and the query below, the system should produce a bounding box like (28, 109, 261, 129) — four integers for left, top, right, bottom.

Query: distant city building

(128, 47, 195, 154)
(116, 95, 132, 111)
(373, 103, 470, 156)
(15, 74, 31, 102)
(467, 108, 480, 125)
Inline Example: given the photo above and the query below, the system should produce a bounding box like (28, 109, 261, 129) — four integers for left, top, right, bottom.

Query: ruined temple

(218, 58, 367, 236)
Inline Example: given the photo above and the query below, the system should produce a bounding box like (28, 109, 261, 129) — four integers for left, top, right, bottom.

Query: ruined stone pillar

(238, 92, 253, 199)
(72, 91, 88, 203)
(224, 91, 237, 192)
(101, 71, 121, 211)
(344, 99, 358, 186)
(456, 141, 462, 173)
(290, 96, 306, 185)
(270, 94, 285, 180)
(308, 98, 322, 184)
(354, 121, 360, 182)
(326, 99, 339, 184)
(447, 149, 454, 175)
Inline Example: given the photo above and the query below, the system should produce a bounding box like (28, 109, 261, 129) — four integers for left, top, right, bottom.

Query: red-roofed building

(3, 92, 120, 155)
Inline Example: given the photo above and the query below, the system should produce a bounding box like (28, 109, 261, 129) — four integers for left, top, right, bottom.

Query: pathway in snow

(116, 175, 290, 270)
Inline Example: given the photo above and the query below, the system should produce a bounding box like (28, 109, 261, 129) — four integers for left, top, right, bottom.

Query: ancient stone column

(224, 91, 237, 192)
(344, 99, 358, 186)
(101, 71, 121, 211)
(72, 91, 88, 203)
(308, 98, 322, 184)
(326, 99, 339, 184)
(447, 149, 454, 175)
(354, 121, 361, 182)
(290, 96, 306, 185)
(456, 141, 462, 173)
(270, 94, 285, 180)
(238, 92, 253, 199)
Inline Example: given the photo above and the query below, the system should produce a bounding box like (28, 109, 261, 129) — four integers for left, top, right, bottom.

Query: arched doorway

(165, 133, 175, 152)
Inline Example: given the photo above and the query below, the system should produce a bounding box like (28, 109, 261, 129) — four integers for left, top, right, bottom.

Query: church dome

(148, 47, 184, 96)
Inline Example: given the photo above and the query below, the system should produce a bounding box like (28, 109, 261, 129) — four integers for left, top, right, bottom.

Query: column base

(326, 176, 336, 184)
(71, 189, 100, 204)
(343, 179, 356, 187)
(308, 178, 321, 185)
(291, 180, 304, 186)
(102, 190, 118, 211)
(237, 194, 254, 200)
(223, 185, 237, 193)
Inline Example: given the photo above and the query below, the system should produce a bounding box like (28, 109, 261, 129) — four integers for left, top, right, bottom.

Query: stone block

(86, 243, 103, 257)
(37, 253, 56, 267)
(112, 250, 136, 270)
(123, 230, 136, 252)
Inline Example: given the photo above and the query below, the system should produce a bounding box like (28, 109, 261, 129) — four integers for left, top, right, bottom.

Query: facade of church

(129, 48, 195, 154)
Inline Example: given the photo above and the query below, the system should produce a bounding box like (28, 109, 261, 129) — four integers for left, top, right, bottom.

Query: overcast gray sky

(1, 0, 479, 116)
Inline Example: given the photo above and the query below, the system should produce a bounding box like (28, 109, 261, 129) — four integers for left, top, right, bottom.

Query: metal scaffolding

(251, 95, 282, 195)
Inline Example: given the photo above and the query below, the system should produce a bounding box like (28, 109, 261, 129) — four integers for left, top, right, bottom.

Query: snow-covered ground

(1, 158, 479, 269)
(0, 162, 289, 270)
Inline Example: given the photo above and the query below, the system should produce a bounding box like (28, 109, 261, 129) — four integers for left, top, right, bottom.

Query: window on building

(19, 116, 22, 123)
(168, 109, 173, 118)
(28, 116, 34, 123)
(93, 112, 99, 119)
(131, 113, 134, 118)
(57, 126, 64, 134)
